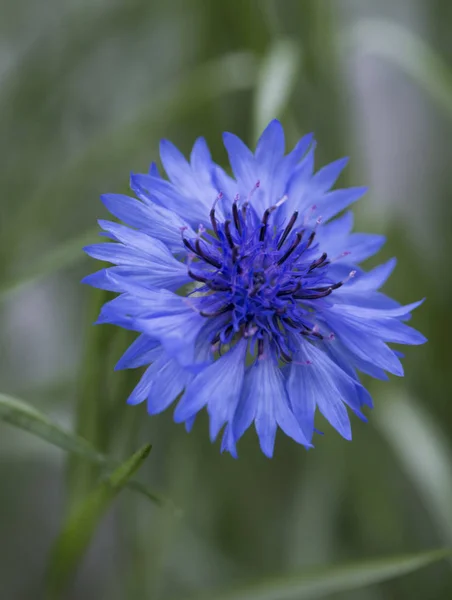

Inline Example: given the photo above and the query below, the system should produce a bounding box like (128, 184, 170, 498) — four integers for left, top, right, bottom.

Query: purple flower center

(183, 195, 353, 361)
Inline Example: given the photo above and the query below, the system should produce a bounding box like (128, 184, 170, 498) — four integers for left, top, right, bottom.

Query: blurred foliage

(1, 1, 452, 599)
(47, 444, 152, 599)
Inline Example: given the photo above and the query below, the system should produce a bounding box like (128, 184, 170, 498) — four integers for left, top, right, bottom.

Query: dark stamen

(282, 316, 299, 328)
(277, 231, 303, 265)
(222, 324, 234, 342)
(188, 269, 208, 284)
(295, 288, 334, 300)
(224, 220, 235, 249)
(182, 237, 197, 254)
(232, 202, 241, 234)
(209, 282, 231, 292)
(200, 303, 234, 318)
(276, 281, 301, 296)
(301, 328, 324, 339)
(308, 252, 328, 272)
(195, 239, 222, 269)
(305, 230, 316, 250)
(311, 280, 344, 293)
(188, 269, 231, 291)
(210, 207, 219, 237)
(279, 348, 292, 363)
(277, 212, 298, 249)
(259, 206, 275, 242)
(257, 338, 264, 357)
(211, 332, 221, 345)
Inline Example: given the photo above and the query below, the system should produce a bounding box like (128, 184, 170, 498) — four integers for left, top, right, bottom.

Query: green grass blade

(46, 443, 152, 599)
(376, 390, 452, 547)
(345, 19, 452, 122)
(253, 39, 300, 141)
(0, 391, 166, 508)
(67, 288, 115, 510)
(194, 548, 451, 600)
(0, 392, 105, 464)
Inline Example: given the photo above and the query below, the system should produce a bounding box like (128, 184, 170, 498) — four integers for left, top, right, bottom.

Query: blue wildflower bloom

(83, 120, 426, 458)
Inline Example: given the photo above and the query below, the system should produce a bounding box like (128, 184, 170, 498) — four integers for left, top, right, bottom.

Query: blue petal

(212, 164, 239, 206)
(131, 173, 210, 226)
(83, 266, 186, 293)
(341, 233, 386, 263)
(146, 353, 191, 415)
(281, 144, 317, 218)
(286, 144, 316, 198)
(231, 368, 259, 442)
(282, 133, 314, 172)
(349, 258, 397, 292)
(86, 229, 190, 291)
(127, 363, 159, 405)
(314, 187, 367, 223)
(99, 223, 189, 285)
(286, 367, 316, 442)
(288, 341, 353, 440)
(97, 221, 164, 256)
(149, 162, 160, 177)
(354, 315, 427, 345)
(223, 132, 257, 191)
(327, 316, 404, 376)
(95, 293, 146, 325)
(255, 119, 285, 171)
(294, 143, 316, 179)
(159, 139, 194, 191)
(99, 277, 207, 367)
(84, 243, 150, 266)
(249, 362, 279, 457)
(115, 334, 161, 370)
(101, 194, 152, 229)
(311, 157, 349, 193)
(126, 351, 189, 414)
(190, 137, 213, 179)
(102, 192, 193, 253)
(316, 211, 354, 257)
(334, 299, 425, 322)
(81, 268, 115, 291)
(234, 357, 310, 458)
(334, 291, 401, 311)
(173, 340, 247, 441)
(220, 424, 238, 458)
(185, 415, 196, 433)
(323, 340, 375, 412)
(135, 310, 206, 368)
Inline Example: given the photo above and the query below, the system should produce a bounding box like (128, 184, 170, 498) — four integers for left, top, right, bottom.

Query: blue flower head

(83, 120, 426, 458)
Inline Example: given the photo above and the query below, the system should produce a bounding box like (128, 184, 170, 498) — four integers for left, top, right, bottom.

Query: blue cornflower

(83, 120, 426, 458)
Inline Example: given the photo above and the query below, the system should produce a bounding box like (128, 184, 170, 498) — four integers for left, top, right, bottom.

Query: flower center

(183, 198, 352, 361)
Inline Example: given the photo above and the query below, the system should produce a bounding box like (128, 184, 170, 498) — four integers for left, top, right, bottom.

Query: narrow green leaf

(0, 228, 98, 300)
(0, 392, 167, 508)
(376, 391, 452, 547)
(193, 549, 451, 600)
(345, 19, 452, 122)
(67, 288, 115, 511)
(253, 39, 300, 140)
(46, 444, 152, 599)
(0, 392, 105, 464)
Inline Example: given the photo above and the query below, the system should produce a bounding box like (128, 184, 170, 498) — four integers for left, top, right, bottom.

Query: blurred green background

(1, 1, 452, 599)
